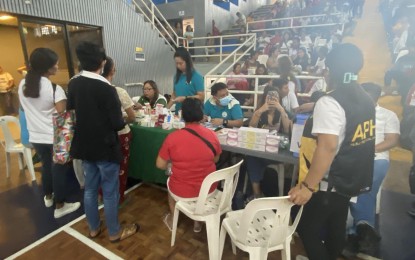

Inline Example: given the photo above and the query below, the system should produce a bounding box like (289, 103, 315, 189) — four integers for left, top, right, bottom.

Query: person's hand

(133, 103, 142, 110)
(288, 184, 313, 205)
(211, 118, 224, 126)
(174, 96, 186, 103)
(258, 102, 270, 113)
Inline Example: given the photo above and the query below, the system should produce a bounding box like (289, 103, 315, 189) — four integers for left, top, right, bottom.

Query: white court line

(65, 227, 123, 260)
(5, 214, 87, 260)
(5, 182, 143, 259)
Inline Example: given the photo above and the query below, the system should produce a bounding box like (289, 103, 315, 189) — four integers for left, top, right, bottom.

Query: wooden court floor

(7, 184, 372, 260)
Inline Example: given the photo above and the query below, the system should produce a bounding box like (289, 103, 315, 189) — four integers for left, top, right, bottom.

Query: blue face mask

(219, 95, 232, 106)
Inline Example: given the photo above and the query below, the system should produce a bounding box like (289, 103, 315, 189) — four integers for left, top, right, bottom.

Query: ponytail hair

(24, 48, 58, 98)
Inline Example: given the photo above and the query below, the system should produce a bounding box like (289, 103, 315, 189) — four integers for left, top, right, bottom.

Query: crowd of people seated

(9, 1, 415, 259)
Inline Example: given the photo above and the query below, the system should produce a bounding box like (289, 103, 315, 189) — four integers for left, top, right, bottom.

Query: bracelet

(301, 181, 316, 193)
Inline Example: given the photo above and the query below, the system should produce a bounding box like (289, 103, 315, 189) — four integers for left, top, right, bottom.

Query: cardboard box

(237, 141, 266, 151)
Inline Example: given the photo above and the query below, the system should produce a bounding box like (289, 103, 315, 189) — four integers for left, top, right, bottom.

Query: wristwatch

(223, 119, 228, 127)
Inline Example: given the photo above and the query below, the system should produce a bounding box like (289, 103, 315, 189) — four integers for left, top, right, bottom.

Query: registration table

(128, 125, 299, 188)
(128, 125, 174, 184)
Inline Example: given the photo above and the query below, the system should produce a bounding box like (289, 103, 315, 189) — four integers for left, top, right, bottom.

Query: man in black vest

(289, 43, 376, 260)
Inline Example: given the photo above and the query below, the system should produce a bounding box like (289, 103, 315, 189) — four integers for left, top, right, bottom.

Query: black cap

(326, 43, 363, 83)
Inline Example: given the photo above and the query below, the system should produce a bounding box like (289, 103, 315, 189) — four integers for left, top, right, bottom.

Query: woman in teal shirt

(167, 47, 204, 113)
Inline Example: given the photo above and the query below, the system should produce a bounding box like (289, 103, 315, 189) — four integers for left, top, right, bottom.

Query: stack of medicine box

(237, 127, 269, 151)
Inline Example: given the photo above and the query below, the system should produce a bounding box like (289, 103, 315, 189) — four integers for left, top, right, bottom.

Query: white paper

(290, 123, 305, 153)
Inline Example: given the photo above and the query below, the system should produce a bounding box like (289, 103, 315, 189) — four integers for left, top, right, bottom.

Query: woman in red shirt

(156, 98, 222, 233)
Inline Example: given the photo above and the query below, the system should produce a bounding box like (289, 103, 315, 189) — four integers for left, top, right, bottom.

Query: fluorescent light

(0, 15, 14, 21)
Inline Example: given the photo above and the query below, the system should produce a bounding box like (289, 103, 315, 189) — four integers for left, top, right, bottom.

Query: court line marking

(65, 227, 123, 260)
(5, 182, 142, 259)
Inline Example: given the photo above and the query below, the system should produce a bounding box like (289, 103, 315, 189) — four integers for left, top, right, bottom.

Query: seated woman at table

(134, 80, 167, 109)
(245, 84, 291, 202)
(156, 98, 222, 233)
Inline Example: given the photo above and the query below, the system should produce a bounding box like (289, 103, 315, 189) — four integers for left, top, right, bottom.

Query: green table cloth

(128, 125, 175, 184)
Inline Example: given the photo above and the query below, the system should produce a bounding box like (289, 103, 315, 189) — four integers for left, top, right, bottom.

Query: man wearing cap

(289, 43, 376, 260)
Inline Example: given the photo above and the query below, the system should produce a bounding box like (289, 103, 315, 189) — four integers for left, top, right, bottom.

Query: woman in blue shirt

(167, 47, 204, 113)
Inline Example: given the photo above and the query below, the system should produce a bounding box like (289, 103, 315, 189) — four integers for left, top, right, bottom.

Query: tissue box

(217, 132, 228, 144)
(237, 141, 266, 151)
(227, 139, 238, 146)
(266, 134, 280, 146)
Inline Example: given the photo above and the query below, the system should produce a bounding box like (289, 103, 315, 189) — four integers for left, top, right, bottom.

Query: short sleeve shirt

(158, 124, 222, 198)
(115, 87, 134, 135)
(138, 94, 167, 108)
(18, 77, 66, 144)
(312, 96, 346, 152)
(174, 70, 204, 112)
(375, 106, 400, 160)
(282, 92, 299, 113)
(204, 96, 243, 121)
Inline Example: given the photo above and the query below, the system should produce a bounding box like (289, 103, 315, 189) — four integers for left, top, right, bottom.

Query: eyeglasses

(143, 88, 153, 91)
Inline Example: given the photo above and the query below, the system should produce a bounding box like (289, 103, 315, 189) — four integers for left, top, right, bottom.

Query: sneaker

(44, 194, 54, 208)
(54, 202, 81, 219)
(356, 223, 381, 256)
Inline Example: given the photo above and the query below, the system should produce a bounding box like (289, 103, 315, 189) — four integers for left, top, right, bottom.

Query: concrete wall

(157, 0, 270, 37)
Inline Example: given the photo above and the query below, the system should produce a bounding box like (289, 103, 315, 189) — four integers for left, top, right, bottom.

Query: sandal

(163, 213, 173, 232)
(109, 223, 140, 243)
(88, 222, 102, 239)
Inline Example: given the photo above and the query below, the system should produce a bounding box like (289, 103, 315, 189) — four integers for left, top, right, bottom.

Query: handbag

(52, 110, 75, 164)
(410, 166, 415, 195)
(51, 83, 75, 164)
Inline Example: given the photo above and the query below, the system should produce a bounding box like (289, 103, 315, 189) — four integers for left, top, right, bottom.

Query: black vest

(299, 85, 376, 197)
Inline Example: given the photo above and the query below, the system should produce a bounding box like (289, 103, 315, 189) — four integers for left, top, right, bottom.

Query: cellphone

(267, 91, 279, 103)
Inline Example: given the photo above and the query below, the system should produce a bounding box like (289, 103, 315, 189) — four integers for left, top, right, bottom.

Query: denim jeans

(350, 159, 390, 230)
(246, 156, 274, 183)
(83, 160, 120, 236)
(32, 143, 69, 204)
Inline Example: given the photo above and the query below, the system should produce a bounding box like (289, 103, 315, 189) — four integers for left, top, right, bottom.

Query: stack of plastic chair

(0, 116, 36, 181)
(219, 196, 303, 260)
(171, 160, 244, 260)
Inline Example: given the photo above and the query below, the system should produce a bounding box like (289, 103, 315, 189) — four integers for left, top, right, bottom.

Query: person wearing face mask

(203, 82, 243, 128)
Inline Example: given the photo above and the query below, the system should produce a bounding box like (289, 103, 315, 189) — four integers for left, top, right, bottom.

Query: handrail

(132, 0, 180, 49)
(246, 12, 344, 32)
(205, 33, 256, 77)
(181, 33, 255, 61)
(204, 74, 323, 110)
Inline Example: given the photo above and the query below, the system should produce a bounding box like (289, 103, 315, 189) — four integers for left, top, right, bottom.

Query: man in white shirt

(346, 83, 400, 257)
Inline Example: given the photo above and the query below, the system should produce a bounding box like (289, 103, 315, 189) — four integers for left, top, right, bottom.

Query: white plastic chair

(0, 116, 36, 181)
(171, 160, 244, 260)
(219, 197, 303, 260)
(267, 164, 285, 196)
(257, 54, 269, 66)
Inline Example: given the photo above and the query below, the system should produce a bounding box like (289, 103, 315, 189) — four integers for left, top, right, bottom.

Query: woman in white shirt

(19, 48, 80, 218)
(102, 57, 135, 206)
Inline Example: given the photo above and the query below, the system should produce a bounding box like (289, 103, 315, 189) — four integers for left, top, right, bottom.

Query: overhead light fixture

(0, 15, 14, 21)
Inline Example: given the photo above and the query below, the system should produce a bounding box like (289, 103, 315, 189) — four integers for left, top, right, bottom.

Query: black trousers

(32, 143, 69, 204)
(298, 191, 350, 260)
